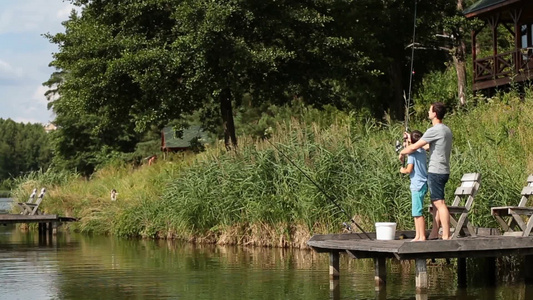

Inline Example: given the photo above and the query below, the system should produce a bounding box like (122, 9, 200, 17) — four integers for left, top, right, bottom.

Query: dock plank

(0, 214, 77, 224)
(308, 233, 533, 259)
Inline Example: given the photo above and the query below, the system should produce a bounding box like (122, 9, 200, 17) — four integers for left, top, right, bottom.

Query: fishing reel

(395, 131, 410, 153)
(342, 222, 352, 232)
(395, 140, 403, 153)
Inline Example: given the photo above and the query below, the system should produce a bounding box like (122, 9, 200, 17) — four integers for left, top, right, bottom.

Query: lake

(0, 198, 12, 212)
(0, 213, 531, 299)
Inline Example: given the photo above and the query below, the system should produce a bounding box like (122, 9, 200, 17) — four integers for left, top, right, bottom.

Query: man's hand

(398, 153, 405, 163)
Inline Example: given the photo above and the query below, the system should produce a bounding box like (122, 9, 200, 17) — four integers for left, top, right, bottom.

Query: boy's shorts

(411, 183, 427, 217)
(428, 173, 449, 201)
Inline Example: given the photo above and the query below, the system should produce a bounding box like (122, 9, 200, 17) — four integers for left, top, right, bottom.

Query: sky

(0, 0, 76, 124)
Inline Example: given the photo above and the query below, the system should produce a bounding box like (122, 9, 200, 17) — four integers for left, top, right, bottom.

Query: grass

(11, 95, 533, 248)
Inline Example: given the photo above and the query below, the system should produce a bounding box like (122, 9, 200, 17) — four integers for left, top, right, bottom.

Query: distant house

(161, 125, 209, 152)
(43, 123, 57, 133)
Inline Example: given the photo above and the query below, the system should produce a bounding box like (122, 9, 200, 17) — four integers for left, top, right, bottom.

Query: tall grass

(13, 96, 533, 247)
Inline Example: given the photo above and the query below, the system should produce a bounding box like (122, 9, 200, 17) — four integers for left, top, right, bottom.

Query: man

(399, 102, 452, 240)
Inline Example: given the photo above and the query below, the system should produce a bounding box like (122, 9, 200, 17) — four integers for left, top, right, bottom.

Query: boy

(400, 130, 428, 241)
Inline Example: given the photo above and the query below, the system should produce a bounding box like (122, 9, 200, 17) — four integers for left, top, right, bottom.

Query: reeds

(12, 96, 533, 247)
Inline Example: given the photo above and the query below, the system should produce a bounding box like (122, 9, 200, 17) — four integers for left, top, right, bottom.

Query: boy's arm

(400, 163, 414, 174)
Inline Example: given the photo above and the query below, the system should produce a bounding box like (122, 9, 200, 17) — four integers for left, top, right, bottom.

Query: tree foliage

(45, 0, 460, 174)
(0, 119, 53, 183)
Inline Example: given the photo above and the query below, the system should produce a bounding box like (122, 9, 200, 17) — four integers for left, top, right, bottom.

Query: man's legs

(427, 173, 450, 239)
(429, 208, 440, 239)
(432, 200, 450, 240)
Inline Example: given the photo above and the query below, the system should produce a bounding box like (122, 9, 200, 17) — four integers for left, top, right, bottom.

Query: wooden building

(464, 0, 533, 91)
(161, 125, 209, 152)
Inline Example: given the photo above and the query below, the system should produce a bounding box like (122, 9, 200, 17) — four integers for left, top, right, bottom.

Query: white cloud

(11, 116, 43, 124)
(57, 5, 77, 20)
(0, 1, 76, 34)
(32, 85, 51, 105)
(0, 59, 23, 78)
(0, 60, 11, 72)
(0, 1, 71, 124)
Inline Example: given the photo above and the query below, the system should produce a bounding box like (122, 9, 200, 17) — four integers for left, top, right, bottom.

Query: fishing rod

(264, 138, 372, 240)
(396, 0, 418, 157)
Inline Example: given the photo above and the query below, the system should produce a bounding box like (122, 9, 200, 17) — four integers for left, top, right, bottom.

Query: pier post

(457, 257, 467, 288)
(329, 251, 340, 279)
(415, 258, 428, 292)
(52, 222, 58, 235)
(525, 255, 533, 284)
(374, 257, 386, 288)
(485, 257, 496, 286)
(329, 279, 340, 299)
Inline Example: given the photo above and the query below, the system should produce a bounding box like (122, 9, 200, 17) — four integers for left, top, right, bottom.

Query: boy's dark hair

(411, 130, 423, 144)
(431, 102, 447, 120)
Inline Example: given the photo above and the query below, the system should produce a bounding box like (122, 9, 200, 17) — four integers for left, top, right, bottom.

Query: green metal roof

(463, 0, 507, 15)
(162, 125, 209, 148)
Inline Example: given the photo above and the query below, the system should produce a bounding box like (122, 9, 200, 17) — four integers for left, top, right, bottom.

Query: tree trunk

(219, 88, 237, 150)
(454, 0, 467, 106)
(453, 42, 467, 106)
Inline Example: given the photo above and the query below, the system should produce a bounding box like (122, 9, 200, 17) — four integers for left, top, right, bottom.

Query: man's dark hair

(431, 102, 447, 120)
(411, 130, 423, 144)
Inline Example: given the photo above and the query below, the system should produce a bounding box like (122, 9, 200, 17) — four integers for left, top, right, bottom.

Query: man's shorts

(411, 183, 427, 217)
(428, 173, 450, 201)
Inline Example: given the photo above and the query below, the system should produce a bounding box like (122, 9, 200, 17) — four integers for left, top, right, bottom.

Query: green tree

(45, 0, 459, 173)
(45, 0, 373, 163)
(0, 119, 53, 182)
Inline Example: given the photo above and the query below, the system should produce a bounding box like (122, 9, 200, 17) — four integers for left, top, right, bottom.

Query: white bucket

(375, 222, 397, 240)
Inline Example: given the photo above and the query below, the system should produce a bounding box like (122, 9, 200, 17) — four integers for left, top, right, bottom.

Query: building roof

(161, 125, 209, 149)
(43, 123, 57, 133)
(463, 0, 521, 18)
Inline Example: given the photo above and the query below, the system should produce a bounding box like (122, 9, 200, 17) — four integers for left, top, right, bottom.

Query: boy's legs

(428, 173, 450, 240)
(411, 184, 427, 241)
(414, 216, 425, 241)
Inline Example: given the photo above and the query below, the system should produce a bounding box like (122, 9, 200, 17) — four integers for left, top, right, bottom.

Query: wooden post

(525, 255, 533, 284)
(52, 222, 58, 235)
(329, 251, 340, 279)
(415, 293, 428, 300)
(415, 258, 428, 292)
(374, 257, 386, 288)
(375, 288, 387, 300)
(329, 279, 340, 300)
(485, 257, 496, 286)
(457, 257, 467, 288)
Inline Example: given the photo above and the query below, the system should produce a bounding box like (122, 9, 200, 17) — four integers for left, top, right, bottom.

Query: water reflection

(0, 225, 531, 299)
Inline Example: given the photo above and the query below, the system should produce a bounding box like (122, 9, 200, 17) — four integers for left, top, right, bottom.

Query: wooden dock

(307, 230, 533, 292)
(0, 214, 77, 234)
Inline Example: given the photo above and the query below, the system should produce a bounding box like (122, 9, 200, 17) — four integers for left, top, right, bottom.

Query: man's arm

(398, 139, 428, 160)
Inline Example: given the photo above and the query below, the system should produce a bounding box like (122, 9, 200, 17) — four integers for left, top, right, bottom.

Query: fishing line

(406, 0, 418, 133)
(264, 138, 372, 240)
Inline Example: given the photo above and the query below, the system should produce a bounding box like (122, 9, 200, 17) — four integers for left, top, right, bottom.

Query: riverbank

(10, 97, 533, 247)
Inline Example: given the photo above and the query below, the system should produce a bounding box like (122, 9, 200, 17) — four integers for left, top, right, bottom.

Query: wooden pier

(308, 230, 533, 292)
(0, 214, 77, 235)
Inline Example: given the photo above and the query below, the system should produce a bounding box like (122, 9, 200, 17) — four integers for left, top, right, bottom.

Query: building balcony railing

(473, 48, 533, 90)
